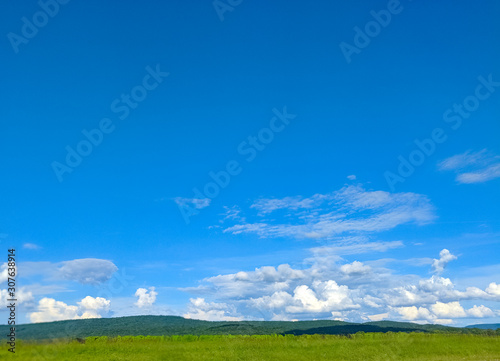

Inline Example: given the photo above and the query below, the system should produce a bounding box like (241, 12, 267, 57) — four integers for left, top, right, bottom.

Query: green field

(4, 333, 500, 361)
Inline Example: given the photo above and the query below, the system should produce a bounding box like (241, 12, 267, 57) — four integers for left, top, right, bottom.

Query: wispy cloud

(307, 237, 404, 261)
(222, 185, 436, 240)
(438, 149, 500, 184)
(219, 206, 245, 223)
(21, 258, 118, 285)
(23, 243, 41, 250)
(174, 197, 211, 209)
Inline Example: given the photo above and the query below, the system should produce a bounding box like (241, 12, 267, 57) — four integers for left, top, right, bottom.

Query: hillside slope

(2, 315, 494, 340)
(465, 323, 500, 330)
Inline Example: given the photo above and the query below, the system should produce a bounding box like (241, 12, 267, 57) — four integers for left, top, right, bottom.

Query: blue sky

(0, 0, 499, 326)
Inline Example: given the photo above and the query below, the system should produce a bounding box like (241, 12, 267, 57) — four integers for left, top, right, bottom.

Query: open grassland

(3, 333, 500, 361)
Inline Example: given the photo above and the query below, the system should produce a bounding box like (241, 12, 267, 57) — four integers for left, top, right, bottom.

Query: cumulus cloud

(467, 305, 495, 318)
(184, 264, 306, 300)
(182, 248, 499, 324)
(431, 249, 457, 274)
(391, 302, 495, 323)
(0, 288, 35, 308)
(0, 267, 36, 310)
(392, 305, 434, 321)
(250, 280, 358, 318)
(431, 301, 467, 318)
(438, 149, 500, 184)
(382, 275, 493, 308)
(58, 258, 118, 284)
(486, 282, 500, 296)
(286, 281, 358, 313)
(79, 296, 110, 311)
(0, 263, 9, 283)
(222, 185, 435, 240)
(134, 287, 158, 308)
(184, 298, 242, 321)
(29, 296, 110, 323)
(340, 261, 371, 276)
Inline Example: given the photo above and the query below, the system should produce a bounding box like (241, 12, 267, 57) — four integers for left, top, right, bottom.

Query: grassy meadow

(3, 333, 500, 361)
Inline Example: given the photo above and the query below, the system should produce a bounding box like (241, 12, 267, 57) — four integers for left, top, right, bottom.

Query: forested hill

(465, 323, 500, 330)
(1, 316, 497, 340)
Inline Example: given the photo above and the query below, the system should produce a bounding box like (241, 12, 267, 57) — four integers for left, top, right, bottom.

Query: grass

(2, 333, 500, 361)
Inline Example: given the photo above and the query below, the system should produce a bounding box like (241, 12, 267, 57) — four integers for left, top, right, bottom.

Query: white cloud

(392, 302, 495, 323)
(250, 195, 326, 215)
(439, 149, 500, 184)
(79, 296, 110, 311)
(0, 263, 9, 283)
(182, 248, 500, 324)
(340, 261, 371, 276)
(431, 249, 457, 274)
(392, 306, 433, 321)
(134, 287, 158, 308)
(184, 298, 242, 321)
(23, 243, 41, 250)
(58, 259, 118, 284)
(220, 206, 245, 222)
(223, 185, 435, 240)
(309, 239, 404, 257)
(29, 296, 110, 323)
(382, 275, 494, 308)
(347, 175, 357, 180)
(486, 282, 500, 296)
(247, 280, 359, 317)
(467, 305, 495, 318)
(286, 281, 359, 314)
(438, 149, 489, 171)
(367, 312, 389, 321)
(183, 264, 305, 300)
(457, 164, 500, 184)
(431, 301, 467, 318)
(0, 288, 35, 308)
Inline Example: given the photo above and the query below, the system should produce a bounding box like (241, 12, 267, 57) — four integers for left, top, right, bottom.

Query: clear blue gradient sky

(0, 0, 499, 325)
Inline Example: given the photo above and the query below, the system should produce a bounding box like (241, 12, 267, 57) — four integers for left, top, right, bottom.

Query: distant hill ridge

(1, 316, 497, 340)
(465, 323, 500, 330)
